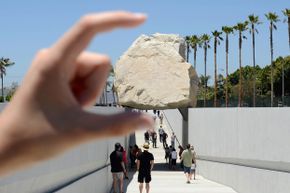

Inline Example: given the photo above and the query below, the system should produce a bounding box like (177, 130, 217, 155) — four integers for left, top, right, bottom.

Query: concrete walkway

(122, 113, 237, 193)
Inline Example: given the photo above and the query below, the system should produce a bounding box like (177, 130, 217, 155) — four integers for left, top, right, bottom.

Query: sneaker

(186, 181, 190, 184)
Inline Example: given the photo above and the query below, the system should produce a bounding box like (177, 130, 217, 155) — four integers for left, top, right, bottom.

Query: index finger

(51, 11, 147, 66)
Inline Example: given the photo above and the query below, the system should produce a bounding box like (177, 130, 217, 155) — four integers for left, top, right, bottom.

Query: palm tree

(189, 35, 201, 69)
(200, 34, 211, 107)
(212, 30, 223, 107)
(265, 12, 280, 107)
(248, 14, 262, 107)
(283, 9, 290, 50)
(282, 8, 290, 106)
(234, 21, 248, 107)
(0, 57, 15, 102)
(222, 26, 234, 107)
(185, 36, 191, 62)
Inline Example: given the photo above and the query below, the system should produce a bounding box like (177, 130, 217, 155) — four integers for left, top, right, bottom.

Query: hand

(0, 11, 153, 176)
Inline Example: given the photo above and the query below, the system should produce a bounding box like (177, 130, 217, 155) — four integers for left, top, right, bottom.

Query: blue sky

(0, 0, 289, 87)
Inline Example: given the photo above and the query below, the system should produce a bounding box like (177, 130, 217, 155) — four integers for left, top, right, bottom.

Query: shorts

(183, 166, 191, 174)
(112, 172, 124, 180)
(138, 172, 151, 183)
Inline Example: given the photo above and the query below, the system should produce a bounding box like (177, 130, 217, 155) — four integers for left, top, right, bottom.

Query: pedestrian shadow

(152, 163, 183, 171)
(118, 164, 182, 193)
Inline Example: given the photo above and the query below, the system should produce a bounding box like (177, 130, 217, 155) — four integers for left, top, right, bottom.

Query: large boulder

(114, 33, 199, 109)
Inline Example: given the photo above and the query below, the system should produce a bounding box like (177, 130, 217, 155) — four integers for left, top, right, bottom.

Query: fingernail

(133, 13, 147, 19)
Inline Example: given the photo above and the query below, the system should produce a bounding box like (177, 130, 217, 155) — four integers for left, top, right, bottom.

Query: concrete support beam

(178, 108, 188, 147)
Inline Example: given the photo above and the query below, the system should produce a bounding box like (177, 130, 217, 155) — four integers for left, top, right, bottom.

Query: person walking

(181, 144, 194, 184)
(164, 145, 170, 163)
(152, 131, 157, 148)
(178, 145, 184, 169)
(129, 146, 135, 169)
(171, 148, 177, 170)
(120, 146, 129, 179)
(162, 132, 168, 148)
(137, 143, 154, 193)
(144, 131, 150, 144)
(170, 132, 176, 148)
(159, 113, 164, 125)
(158, 126, 164, 143)
(190, 146, 197, 180)
(110, 143, 126, 193)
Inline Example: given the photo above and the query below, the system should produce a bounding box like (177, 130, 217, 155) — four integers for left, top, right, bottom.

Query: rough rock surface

(114, 33, 199, 109)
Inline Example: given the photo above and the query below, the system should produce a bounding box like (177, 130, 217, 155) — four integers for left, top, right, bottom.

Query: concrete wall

(188, 108, 290, 193)
(163, 109, 183, 146)
(0, 104, 128, 193)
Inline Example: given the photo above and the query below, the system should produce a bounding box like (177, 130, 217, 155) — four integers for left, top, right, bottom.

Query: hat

(143, 143, 150, 149)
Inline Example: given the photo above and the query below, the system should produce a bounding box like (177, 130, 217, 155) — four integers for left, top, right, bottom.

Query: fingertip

(132, 13, 147, 20)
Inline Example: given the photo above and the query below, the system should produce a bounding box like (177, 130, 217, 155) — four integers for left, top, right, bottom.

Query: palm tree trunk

(194, 47, 197, 69)
(252, 24, 256, 107)
(288, 16, 290, 50)
(214, 38, 217, 107)
(186, 44, 190, 62)
(204, 45, 207, 107)
(225, 34, 229, 107)
(1, 73, 3, 102)
(283, 16, 290, 106)
(238, 31, 242, 107)
(270, 22, 274, 107)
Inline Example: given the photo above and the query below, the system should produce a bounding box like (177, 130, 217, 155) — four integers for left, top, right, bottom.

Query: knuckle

(36, 48, 49, 58)
(79, 14, 94, 30)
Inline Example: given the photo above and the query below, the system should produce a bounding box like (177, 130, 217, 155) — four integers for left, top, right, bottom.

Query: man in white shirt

(158, 126, 164, 143)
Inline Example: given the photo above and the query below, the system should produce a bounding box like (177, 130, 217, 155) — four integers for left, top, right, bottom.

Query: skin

(137, 150, 154, 193)
(181, 148, 193, 182)
(0, 11, 153, 177)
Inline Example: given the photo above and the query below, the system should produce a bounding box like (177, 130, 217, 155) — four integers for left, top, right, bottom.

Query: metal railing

(162, 111, 181, 147)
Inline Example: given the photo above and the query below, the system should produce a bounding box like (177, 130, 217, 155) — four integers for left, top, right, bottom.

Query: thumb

(72, 111, 154, 141)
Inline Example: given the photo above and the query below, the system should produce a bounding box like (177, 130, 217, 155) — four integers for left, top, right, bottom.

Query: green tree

(5, 82, 18, 102)
(217, 74, 226, 102)
(0, 57, 15, 102)
(200, 34, 211, 107)
(228, 65, 262, 106)
(272, 56, 290, 97)
(189, 35, 201, 69)
(198, 75, 213, 101)
(222, 26, 234, 107)
(265, 12, 280, 107)
(282, 9, 290, 105)
(248, 14, 262, 107)
(234, 21, 248, 107)
(212, 30, 223, 107)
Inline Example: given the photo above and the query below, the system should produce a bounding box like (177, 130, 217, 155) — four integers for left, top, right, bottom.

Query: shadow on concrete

(152, 162, 183, 172)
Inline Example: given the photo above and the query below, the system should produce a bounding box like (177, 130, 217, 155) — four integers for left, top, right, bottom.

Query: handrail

(162, 111, 181, 147)
(41, 163, 110, 193)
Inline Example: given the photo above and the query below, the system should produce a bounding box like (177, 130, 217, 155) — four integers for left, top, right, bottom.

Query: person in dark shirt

(144, 131, 150, 144)
(137, 143, 154, 193)
(152, 131, 157, 148)
(110, 143, 126, 193)
(162, 132, 168, 148)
